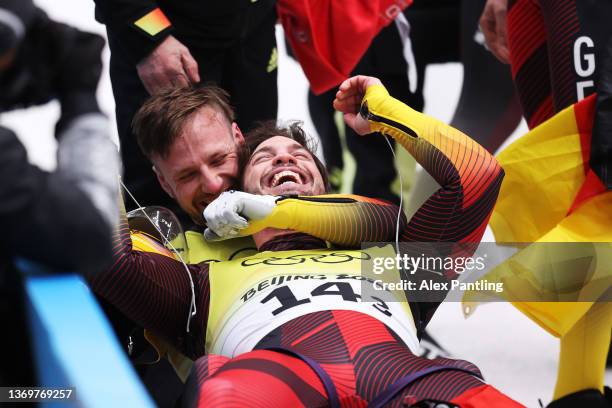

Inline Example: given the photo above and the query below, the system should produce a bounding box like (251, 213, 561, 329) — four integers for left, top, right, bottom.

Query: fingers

(335, 91, 362, 103)
(139, 75, 157, 95)
(204, 228, 222, 241)
(171, 72, 190, 88)
(337, 75, 378, 92)
(334, 75, 384, 114)
(202, 191, 252, 240)
(342, 112, 358, 130)
(205, 228, 239, 242)
(204, 215, 246, 241)
(342, 112, 372, 136)
(205, 208, 247, 231)
(220, 207, 248, 229)
(479, 6, 497, 50)
(136, 62, 164, 94)
(479, 0, 510, 64)
(334, 86, 363, 114)
(336, 76, 367, 101)
(494, 6, 510, 63)
(181, 51, 201, 84)
(334, 75, 381, 136)
(204, 225, 242, 241)
(337, 76, 359, 92)
(138, 63, 188, 94)
(333, 93, 361, 114)
(137, 36, 199, 94)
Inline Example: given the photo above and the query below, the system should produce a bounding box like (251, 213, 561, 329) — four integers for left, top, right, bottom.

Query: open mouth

(269, 170, 303, 187)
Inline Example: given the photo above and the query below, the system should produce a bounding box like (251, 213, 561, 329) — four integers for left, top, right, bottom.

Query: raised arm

(335, 76, 505, 330)
(335, 76, 504, 244)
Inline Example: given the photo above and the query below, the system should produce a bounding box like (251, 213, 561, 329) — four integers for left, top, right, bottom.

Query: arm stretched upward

(361, 84, 504, 244)
(334, 76, 504, 329)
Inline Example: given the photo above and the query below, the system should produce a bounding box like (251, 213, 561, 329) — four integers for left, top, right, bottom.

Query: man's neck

(255, 230, 328, 253)
(253, 228, 295, 249)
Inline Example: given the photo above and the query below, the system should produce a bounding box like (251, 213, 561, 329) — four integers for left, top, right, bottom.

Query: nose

(273, 151, 297, 166)
(199, 168, 225, 196)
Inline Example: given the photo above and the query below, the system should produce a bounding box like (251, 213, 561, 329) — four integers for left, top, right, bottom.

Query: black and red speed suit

(89, 85, 521, 407)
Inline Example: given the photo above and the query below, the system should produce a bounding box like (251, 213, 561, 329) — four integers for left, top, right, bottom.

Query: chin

(187, 211, 205, 226)
(270, 182, 313, 196)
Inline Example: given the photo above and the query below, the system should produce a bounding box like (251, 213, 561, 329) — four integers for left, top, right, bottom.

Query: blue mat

(22, 261, 154, 408)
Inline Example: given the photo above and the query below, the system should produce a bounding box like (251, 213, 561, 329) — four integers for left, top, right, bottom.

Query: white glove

(203, 191, 278, 241)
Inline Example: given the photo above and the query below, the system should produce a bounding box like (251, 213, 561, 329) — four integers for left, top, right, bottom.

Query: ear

(232, 122, 245, 145)
(153, 165, 175, 199)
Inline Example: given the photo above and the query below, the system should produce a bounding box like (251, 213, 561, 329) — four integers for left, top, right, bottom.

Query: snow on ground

(3, 1, 609, 406)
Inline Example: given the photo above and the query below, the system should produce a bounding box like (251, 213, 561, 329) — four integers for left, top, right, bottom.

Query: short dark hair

(240, 120, 330, 192)
(132, 85, 235, 160)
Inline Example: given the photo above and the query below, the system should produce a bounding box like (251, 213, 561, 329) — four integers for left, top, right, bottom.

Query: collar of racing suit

(259, 232, 327, 252)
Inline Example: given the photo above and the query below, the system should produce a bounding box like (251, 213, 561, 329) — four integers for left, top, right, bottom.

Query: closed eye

(293, 152, 310, 159)
(208, 152, 226, 167)
(178, 171, 197, 182)
(251, 153, 272, 164)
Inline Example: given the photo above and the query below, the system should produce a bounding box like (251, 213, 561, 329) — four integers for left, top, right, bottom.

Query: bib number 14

(261, 282, 392, 317)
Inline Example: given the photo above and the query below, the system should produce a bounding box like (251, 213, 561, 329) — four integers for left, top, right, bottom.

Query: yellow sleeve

(361, 85, 504, 243)
(242, 194, 404, 247)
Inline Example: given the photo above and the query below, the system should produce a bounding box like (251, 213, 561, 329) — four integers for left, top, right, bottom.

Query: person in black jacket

(0, 0, 105, 135)
(0, 0, 120, 386)
(0, 122, 120, 386)
(93, 0, 278, 215)
(0, 0, 117, 271)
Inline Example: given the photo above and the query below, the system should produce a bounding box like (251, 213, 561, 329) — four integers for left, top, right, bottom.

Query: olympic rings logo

(241, 252, 372, 267)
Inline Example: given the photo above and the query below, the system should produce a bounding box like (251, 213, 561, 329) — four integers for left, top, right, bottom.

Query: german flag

(134, 8, 171, 37)
(464, 94, 612, 338)
(463, 96, 612, 398)
(491, 94, 609, 245)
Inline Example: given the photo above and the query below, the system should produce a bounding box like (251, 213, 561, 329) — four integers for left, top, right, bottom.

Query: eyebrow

(208, 150, 228, 162)
(251, 143, 309, 160)
(251, 145, 276, 158)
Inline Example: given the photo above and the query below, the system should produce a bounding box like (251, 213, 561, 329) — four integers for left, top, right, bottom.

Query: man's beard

(243, 180, 316, 197)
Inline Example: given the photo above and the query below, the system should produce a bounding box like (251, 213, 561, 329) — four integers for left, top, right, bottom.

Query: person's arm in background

(0, 125, 119, 273)
(42, 15, 106, 134)
(479, 0, 611, 189)
(0, 3, 120, 273)
(0, 3, 106, 133)
(93, 0, 199, 94)
(479, 0, 510, 64)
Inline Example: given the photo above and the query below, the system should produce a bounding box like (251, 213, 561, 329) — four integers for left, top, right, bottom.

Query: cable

(121, 180, 197, 333)
(383, 135, 403, 256)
